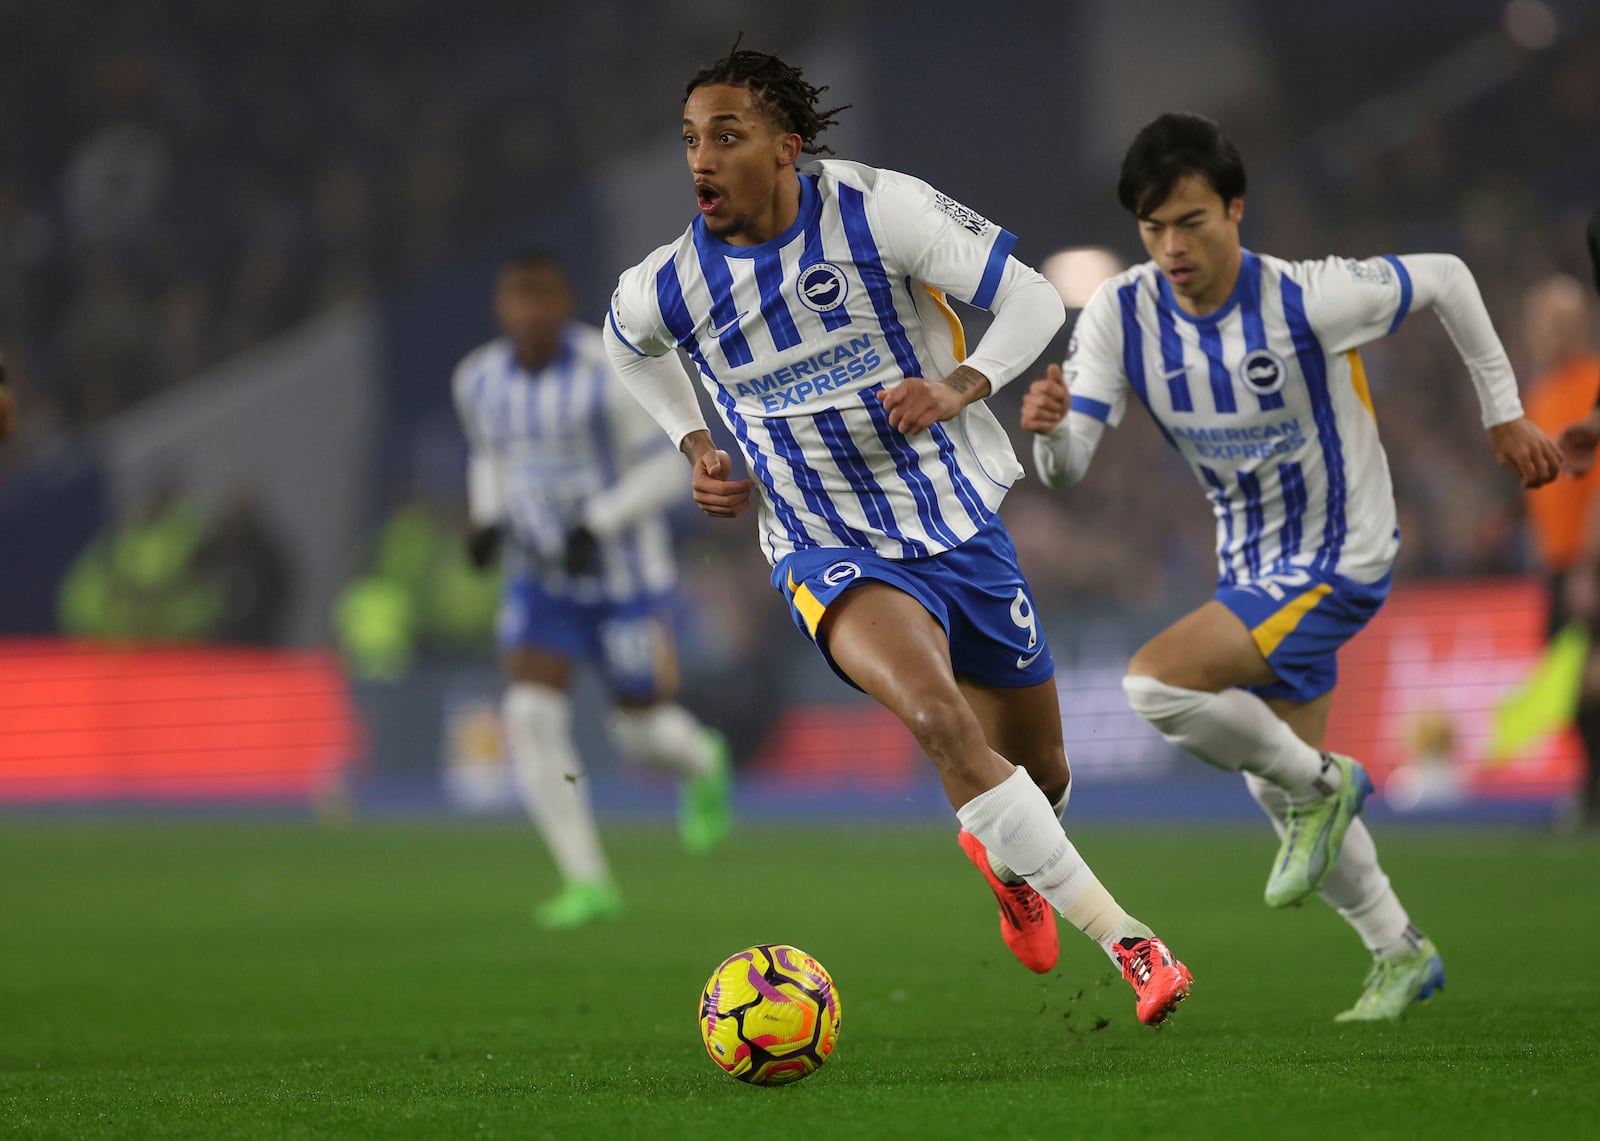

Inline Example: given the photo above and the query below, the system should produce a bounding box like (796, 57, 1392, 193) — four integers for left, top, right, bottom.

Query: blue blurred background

(1, 0, 1596, 824)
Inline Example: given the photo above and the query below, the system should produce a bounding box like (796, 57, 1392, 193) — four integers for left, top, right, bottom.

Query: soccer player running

(454, 251, 733, 931)
(1022, 113, 1562, 1020)
(603, 41, 1191, 1026)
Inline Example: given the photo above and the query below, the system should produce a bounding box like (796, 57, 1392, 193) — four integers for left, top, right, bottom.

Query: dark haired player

(454, 251, 732, 930)
(1022, 112, 1561, 1019)
(603, 42, 1192, 1026)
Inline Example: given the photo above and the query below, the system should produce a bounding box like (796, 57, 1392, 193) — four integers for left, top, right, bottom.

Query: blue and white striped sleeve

(606, 256, 678, 359)
(869, 169, 1019, 311)
(1031, 285, 1126, 489)
(451, 352, 506, 526)
(870, 168, 1062, 390)
(1062, 283, 1130, 428)
(1298, 255, 1415, 353)
(604, 259, 708, 449)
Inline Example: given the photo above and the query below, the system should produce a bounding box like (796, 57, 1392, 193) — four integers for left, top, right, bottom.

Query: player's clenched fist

(1488, 417, 1563, 489)
(877, 375, 968, 435)
(691, 446, 754, 518)
(1021, 363, 1070, 435)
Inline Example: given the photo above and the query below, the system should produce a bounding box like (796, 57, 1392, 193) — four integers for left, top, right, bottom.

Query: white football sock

(610, 703, 715, 779)
(1244, 773, 1420, 958)
(1123, 675, 1339, 804)
(504, 683, 610, 884)
(988, 777, 1070, 885)
(957, 767, 1146, 956)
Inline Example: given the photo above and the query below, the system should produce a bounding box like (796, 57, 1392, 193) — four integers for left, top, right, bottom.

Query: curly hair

(684, 34, 850, 155)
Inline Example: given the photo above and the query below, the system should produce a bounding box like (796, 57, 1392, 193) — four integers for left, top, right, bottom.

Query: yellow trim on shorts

(649, 617, 679, 696)
(923, 286, 967, 361)
(1250, 583, 1333, 659)
(787, 571, 827, 637)
(1347, 349, 1376, 420)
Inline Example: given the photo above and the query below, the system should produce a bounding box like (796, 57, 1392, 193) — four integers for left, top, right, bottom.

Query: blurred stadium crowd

(1, 0, 1596, 646)
(0, 2, 827, 447)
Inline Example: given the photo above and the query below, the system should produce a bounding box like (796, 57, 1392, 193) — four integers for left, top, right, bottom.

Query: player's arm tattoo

(939, 365, 992, 402)
(679, 428, 714, 462)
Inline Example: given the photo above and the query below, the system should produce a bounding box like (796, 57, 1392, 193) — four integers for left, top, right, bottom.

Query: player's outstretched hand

(1489, 417, 1563, 488)
(691, 448, 753, 518)
(877, 370, 983, 435)
(1558, 410, 1600, 476)
(1020, 364, 1070, 435)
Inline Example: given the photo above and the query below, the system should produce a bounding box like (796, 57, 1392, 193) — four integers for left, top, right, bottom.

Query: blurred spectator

(1523, 274, 1600, 575)
(57, 477, 218, 642)
(334, 495, 499, 680)
(194, 485, 296, 646)
(1521, 273, 1600, 829)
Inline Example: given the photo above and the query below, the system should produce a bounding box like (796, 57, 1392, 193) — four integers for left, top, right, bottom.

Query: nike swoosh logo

(1161, 366, 1189, 381)
(1016, 648, 1044, 669)
(708, 311, 749, 338)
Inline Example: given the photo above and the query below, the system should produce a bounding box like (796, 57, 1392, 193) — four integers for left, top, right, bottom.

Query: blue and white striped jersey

(606, 159, 1028, 566)
(452, 324, 678, 602)
(1066, 251, 1420, 586)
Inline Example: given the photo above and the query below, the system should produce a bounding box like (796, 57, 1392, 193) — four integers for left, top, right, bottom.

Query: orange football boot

(1114, 936, 1193, 1026)
(957, 829, 1059, 973)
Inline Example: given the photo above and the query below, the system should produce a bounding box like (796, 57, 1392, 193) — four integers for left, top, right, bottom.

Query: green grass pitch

(2, 819, 1596, 1139)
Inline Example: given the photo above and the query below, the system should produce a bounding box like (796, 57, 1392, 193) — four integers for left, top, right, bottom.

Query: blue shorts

(498, 576, 674, 702)
(1217, 566, 1392, 704)
(772, 515, 1055, 691)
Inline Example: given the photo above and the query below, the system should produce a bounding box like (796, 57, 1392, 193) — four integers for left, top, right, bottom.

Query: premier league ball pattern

(698, 944, 842, 1086)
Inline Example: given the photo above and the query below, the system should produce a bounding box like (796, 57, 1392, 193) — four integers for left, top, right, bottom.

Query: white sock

(610, 703, 715, 779)
(988, 778, 1070, 885)
(957, 767, 1147, 955)
(1124, 675, 1339, 804)
(504, 683, 610, 884)
(1244, 773, 1421, 958)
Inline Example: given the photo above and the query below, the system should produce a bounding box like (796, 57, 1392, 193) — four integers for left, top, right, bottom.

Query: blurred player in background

(1023, 112, 1562, 1020)
(1537, 210, 1600, 830)
(454, 251, 732, 930)
(603, 40, 1192, 1026)
(1550, 211, 1600, 473)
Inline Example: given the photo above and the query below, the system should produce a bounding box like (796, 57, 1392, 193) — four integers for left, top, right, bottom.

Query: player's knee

(1122, 674, 1210, 735)
(610, 705, 658, 759)
(900, 697, 979, 765)
(502, 683, 578, 779)
(1014, 753, 1070, 813)
(505, 682, 570, 729)
(1048, 766, 1071, 819)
